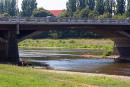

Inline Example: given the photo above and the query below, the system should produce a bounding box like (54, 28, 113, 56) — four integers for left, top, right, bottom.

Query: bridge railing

(0, 17, 129, 24)
(18, 17, 130, 24)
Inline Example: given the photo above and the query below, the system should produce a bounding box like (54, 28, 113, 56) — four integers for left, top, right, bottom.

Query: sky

(18, 0, 68, 10)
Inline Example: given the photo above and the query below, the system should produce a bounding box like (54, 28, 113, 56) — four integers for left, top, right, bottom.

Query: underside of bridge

(18, 28, 130, 62)
(0, 23, 130, 63)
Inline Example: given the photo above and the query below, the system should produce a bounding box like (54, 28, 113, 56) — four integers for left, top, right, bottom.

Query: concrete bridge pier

(0, 41, 8, 62)
(7, 30, 19, 64)
(114, 38, 130, 62)
(0, 30, 19, 64)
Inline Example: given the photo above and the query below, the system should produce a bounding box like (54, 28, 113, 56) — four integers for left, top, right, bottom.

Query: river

(20, 49, 130, 76)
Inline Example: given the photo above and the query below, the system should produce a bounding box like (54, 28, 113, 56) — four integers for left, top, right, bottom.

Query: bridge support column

(114, 38, 130, 62)
(7, 31, 19, 64)
(0, 41, 8, 62)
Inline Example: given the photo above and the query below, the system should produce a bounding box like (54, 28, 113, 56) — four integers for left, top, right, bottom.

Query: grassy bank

(19, 39, 114, 56)
(19, 39, 114, 50)
(0, 64, 130, 87)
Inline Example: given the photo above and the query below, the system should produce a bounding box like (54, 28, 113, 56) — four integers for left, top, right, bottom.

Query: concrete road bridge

(0, 17, 130, 63)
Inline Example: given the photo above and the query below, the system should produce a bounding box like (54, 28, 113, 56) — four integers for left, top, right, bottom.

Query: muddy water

(20, 49, 130, 76)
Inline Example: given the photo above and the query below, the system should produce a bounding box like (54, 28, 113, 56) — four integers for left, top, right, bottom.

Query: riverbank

(0, 64, 130, 87)
(80, 54, 119, 59)
(19, 39, 114, 57)
(19, 39, 114, 50)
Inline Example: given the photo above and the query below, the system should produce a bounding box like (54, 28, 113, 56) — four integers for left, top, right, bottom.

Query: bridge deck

(0, 17, 130, 31)
(0, 17, 129, 25)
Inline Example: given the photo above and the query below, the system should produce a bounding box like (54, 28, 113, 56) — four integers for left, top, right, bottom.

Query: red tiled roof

(49, 10, 63, 16)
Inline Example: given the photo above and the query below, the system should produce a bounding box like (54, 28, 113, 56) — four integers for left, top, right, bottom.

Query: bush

(103, 50, 112, 57)
(88, 10, 97, 19)
(0, 13, 10, 17)
(98, 12, 112, 19)
(59, 10, 69, 17)
(73, 8, 89, 18)
(112, 14, 127, 19)
(33, 8, 53, 17)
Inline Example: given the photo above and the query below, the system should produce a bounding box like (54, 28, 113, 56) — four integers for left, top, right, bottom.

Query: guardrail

(0, 17, 130, 24)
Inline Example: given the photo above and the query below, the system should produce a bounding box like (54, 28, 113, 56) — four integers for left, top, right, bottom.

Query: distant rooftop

(49, 10, 63, 16)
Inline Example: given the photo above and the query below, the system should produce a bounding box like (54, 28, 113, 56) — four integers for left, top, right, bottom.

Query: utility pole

(16, 0, 19, 35)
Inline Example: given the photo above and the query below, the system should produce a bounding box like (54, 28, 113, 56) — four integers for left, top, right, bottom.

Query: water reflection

(20, 49, 130, 76)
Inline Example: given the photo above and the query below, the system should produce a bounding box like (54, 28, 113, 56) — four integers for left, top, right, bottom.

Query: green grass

(19, 39, 114, 50)
(0, 64, 130, 87)
(19, 39, 114, 56)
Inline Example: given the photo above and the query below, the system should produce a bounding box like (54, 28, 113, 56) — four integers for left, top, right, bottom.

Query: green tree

(8, 0, 16, 16)
(104, 0, 112, 16)
(127, 0, 130, 17)
(60, 10, 69, 17)
(116, 0, 125, 15)
(4, 0, 10, 13)
(73, 8, 82, 18)
(88, 10, 97, 19)
(74, 8, 89, 18)
(21, 0, 37, 17)
(33, 8, 52, 17)
(96, 0, 104, 15)
(0, 0, 16, 16)
(85, 0, 95, 10)
(76, 0, 86, 9)
(0, 0, 4, 13)
(66, 0, 76, 17)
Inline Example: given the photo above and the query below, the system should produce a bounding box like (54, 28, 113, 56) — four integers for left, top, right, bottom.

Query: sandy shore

(80, 54, 119, 59)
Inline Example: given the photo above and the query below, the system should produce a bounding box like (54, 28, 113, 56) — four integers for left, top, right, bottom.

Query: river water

(20, 49, 130, 76)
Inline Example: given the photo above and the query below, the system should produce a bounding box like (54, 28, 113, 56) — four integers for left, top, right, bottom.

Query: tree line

(0, 0, 52, 17)
(60, 0, 130, 19)
(0, 0, 130, 19)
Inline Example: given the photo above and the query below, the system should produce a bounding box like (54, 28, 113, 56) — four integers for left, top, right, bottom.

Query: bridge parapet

(0, 17, 129, 24)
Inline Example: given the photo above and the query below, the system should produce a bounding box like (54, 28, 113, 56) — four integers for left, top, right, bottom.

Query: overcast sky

(18, 0, 68, 10)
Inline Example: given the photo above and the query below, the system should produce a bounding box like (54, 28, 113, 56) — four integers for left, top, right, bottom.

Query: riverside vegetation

(19, 39, 114, 57)
(0, 64, 130, 87)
